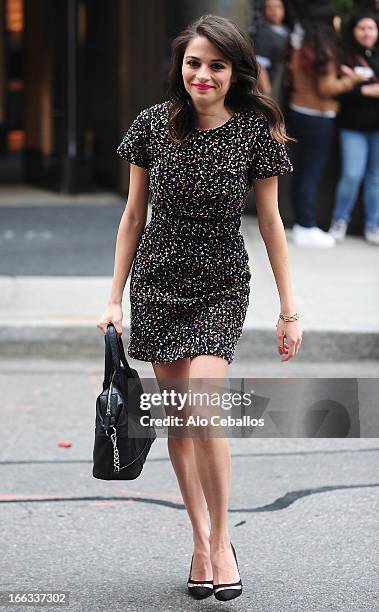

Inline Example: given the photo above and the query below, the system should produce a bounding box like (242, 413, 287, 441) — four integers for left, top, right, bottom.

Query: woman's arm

(253, 176, 295, 315)
(257, 64, 272, 95)
(317, 60, 362, 97)
(252, 175, 303, 360)
(97, 163, 149, 335)
(108, 164, 149, 305)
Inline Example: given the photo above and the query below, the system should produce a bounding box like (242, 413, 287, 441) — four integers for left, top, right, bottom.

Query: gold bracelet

(279, 312, 299, 322)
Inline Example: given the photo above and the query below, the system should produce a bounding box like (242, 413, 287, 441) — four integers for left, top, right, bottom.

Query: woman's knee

(167, 432, 194, 451)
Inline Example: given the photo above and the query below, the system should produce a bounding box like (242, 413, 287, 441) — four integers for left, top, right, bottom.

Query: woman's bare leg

(152, 358, 212, 580)
(189, 355, 240, 586)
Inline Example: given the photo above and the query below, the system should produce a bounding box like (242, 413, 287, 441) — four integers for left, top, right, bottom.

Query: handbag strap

(116, 333, 133, 376)
(104, 324, 133, 385)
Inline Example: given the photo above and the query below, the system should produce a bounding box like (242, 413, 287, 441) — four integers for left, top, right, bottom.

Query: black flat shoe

(187, 554, 214, 599)
(213, 542, 243, 602)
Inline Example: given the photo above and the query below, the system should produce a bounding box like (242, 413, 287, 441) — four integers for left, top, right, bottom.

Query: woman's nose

(196, 67, 211, 80)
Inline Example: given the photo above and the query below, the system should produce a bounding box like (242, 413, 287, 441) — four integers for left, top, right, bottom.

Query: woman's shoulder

(128, 101, 169, 138)
(238, 106, 272, 132)
(136, 100, 169, 123)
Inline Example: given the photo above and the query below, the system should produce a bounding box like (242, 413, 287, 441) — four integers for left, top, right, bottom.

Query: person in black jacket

(254, 0, 290, 102)
(329, 12, 379, 245)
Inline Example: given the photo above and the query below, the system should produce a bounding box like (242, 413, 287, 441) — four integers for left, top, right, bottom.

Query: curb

(1, 325, 378, 362)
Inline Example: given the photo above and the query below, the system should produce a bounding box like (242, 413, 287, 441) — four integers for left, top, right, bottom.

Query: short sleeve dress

(117, 100, 292, 364)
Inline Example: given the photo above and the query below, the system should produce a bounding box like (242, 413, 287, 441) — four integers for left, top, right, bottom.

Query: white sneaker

(292, 224, 336, 248)
(329, 219, 348, 242)
(365, 227, 379, 246)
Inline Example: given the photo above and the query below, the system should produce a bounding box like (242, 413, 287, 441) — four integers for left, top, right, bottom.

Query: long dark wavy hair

(165, 14, 290, 145)
(299, 9, 343, 75)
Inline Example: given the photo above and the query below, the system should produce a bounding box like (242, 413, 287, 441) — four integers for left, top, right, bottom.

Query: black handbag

(92, 323, 156, 480)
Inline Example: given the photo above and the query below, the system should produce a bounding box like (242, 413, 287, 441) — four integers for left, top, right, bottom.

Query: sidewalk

(0, 192, 378, 362)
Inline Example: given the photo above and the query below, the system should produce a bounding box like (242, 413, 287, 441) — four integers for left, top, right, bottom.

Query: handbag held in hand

(92, 323, 156, 480)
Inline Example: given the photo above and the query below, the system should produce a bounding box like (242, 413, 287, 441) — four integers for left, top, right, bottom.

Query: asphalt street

(0, 358, 378, 612)
(0, 203, 123, 276)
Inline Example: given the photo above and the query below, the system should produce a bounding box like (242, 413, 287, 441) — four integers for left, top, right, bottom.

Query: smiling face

(182, 35, 234, 107)
(353, 18, 378, 49)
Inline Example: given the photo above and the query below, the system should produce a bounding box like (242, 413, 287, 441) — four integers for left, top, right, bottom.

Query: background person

(254, 0, 290, 103)
(329, 12, 379, 245)
(286, 3, 365, 248)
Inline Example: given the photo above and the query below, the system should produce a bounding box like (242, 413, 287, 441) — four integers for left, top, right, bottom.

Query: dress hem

(127, 347, 234, 365)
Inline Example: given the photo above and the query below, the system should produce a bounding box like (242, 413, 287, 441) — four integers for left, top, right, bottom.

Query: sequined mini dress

(117, 100, 292, 364)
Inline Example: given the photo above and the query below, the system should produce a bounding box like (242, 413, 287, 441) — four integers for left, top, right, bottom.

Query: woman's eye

(186, 61, 225, 70)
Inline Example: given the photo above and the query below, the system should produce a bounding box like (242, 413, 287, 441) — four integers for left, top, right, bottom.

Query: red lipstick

(192, 83, 213, 90)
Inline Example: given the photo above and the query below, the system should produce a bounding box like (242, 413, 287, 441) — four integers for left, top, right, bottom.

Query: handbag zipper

(105, 370, 120, 472)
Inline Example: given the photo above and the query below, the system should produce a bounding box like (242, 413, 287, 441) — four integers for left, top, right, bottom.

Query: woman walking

(286, 3, 364, 248)
(97, 14, 302, 602)
(329, 12, 379, 245)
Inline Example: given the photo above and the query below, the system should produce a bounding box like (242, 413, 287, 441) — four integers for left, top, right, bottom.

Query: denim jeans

(332, 129, 379, 231)
(287, 109, 335, 228)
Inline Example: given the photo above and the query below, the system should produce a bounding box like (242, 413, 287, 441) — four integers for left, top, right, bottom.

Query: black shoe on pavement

(187, 554, 214, 599)
(213, 542, 243, 602)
